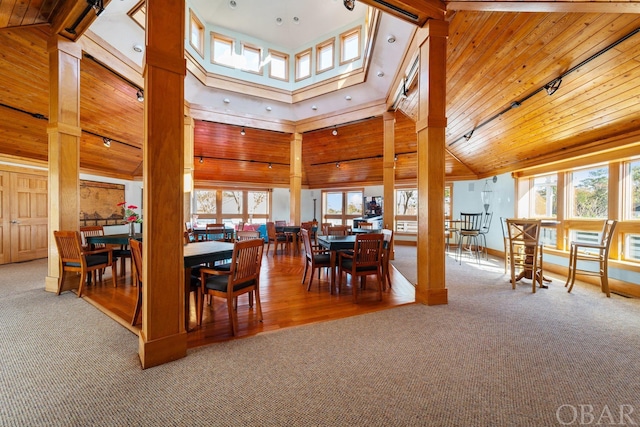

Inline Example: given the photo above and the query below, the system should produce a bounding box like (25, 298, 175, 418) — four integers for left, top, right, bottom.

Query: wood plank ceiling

(1, 2, 640, 187)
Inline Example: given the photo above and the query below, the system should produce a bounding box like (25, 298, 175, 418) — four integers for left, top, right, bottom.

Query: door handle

(10, 220, 20, 224)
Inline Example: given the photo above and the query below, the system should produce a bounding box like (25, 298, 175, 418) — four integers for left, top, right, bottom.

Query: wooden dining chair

(80, 225, 130, 277)
(381, 229, 394, 291)
(205, 223, 226, 241)
(54, 230, 117, 298)
(506, 219, 542, 293)
(358, 222, 374, 229)
(499, 217, 510, 274)
(236, 230, 260, 241)
(301, 228, 331, 291)
(565, 219, 617, 297)
(337, 233, 384, 302)
(327, 225, 350, 236)
(266, 221, 290, 255)
(197, 238, 264, 335)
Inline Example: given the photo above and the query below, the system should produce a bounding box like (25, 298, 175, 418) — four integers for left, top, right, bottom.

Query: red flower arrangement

(117, 201, 142, 224)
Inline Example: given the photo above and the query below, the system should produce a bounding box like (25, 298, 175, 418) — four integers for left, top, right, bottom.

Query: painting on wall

(79, 180, 125, 226)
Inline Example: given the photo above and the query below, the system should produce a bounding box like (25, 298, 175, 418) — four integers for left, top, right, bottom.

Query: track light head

(463, 129, 474, 142)
(136, 89, 144, 102)
(544, 78, 562, 96)
(199, 156, 203, 164)
(336, 162, 340, 168)
(240, 127, 246, 136)
(103, 137, 111, 148)
(343, 0, 355, 11)
(332, 128, 338, 136)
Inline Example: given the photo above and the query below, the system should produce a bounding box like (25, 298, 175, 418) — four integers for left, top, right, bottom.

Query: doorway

(0, 170, 48, 264)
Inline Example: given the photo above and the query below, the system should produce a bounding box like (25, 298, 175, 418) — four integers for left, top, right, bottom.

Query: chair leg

(601, 260, 611, 297)
(254, 287, 263, 322)
(565, 246, 578, 293)
(227, 297, 238, 336)
(302, 260, 309, 285)
(78, 271, 87, 297)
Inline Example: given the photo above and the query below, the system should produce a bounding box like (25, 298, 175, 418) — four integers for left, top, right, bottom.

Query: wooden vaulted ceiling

(1, 1, 640, 187)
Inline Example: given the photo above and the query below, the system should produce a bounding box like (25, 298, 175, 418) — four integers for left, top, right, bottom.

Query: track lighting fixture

(401, 77, 408, 98)
(199, 156, 203, 164)
(463, 129, 474, 142)
(136, 89, 144, 102)
(332, 127, 338, 136)
(240, 127, 246, 136)
(103, 137, 111, 148)
(268, 163, 273, 169)
(336, 162, 340, 168)
(544, 78, 562, 96)
(343, 0, 355, 11)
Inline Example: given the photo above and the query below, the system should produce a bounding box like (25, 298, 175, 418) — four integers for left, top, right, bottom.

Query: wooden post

(138, 0, 188, 368)
(383, 111, 396, 260)
(45, 36, 82, 293)
(290, 132, 302, 224)
(416, 19, 448, 305)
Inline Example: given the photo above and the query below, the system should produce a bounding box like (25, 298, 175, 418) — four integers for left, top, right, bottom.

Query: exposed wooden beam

(447, 1, 640, 14)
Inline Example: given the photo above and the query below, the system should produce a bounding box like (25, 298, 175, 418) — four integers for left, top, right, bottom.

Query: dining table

(89, 234, 234, 331)
(191, 226, 235, 242)
(511, 219, 558, 285)
(317, 234, 385, 294)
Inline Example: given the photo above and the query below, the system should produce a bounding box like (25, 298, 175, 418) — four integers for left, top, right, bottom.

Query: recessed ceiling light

(311, 105, 317, 110)
(377, 71, 384, 77)
(229, 0, 237, 9)
(387, 35, 396, 43)
(265, 106, 272, 111)
(345, 95, 352, 101)
(293, 16, 300, 24)
(223, 98, 230, 104)
(276, 17, 283, 26)
(133, 44, 143, 53)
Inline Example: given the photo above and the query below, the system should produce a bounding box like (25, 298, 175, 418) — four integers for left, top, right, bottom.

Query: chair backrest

(301, 228, 317, 262)
(129, 238, 143, 285)
(460, 213, 483, 232)
(266, 221, 277, 239)
(236, 230, 260, 241)
(500, 216, 509, 239)
(328, 225, 350, 236)
(184, 222, 192, 232)
(382, 229, 394, 252)
(228, 238, 264, 289)
(599, 220, 618, 251)
(54, 230, 83, 263)
(353, 233, 384, 267)
(358, 222, 373, 229)
(506, 219, 541, 248)
(480, 212, 493, 233)
(80, 225, 105, 248)
(206, 223, 226, 240)
(321, 223, 332, 235)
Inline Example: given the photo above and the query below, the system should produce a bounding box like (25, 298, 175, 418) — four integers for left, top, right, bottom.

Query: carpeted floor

(2, 256, 640, 426)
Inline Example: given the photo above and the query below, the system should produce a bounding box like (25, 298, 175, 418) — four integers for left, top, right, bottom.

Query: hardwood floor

(82, 244, 415, 349)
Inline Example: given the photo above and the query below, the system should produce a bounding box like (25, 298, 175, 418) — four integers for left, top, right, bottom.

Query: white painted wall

(271, 187, 290, 222)
(81, 173, 143, 235)
(452, 172, 515, 252)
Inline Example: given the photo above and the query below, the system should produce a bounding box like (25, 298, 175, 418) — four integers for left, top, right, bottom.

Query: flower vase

(128, 222, 135, 237)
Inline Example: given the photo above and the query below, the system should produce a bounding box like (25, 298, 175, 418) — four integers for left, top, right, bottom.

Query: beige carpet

(2, 257, 640, 426)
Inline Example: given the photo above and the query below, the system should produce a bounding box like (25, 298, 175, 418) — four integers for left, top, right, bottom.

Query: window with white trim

(211, 33, 234, 67)
(316, 38, 334, 74)
(340, 27, 361, 65)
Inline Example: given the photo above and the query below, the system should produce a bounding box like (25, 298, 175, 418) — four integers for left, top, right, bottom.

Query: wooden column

(416, 19, 448, 305)
(45, 36, 82, 293)
(383, 112, 396, 260)
(290, 132, 302, 224)
(184, 115, 195, 223)
(138, 0, 188, 368)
